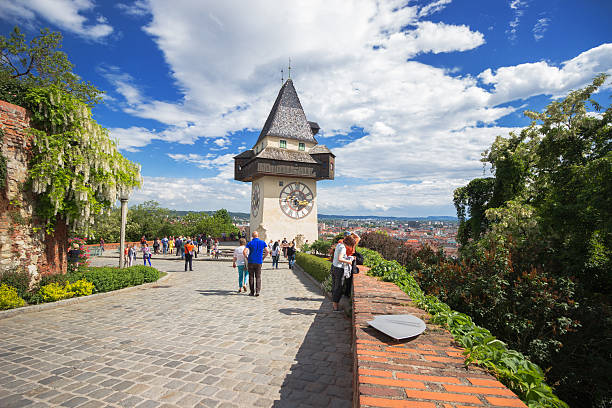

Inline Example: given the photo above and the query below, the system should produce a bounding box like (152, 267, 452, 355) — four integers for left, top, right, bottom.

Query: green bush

(0, 284, 26, 310)
(295, 252, 331, 283)
(66, 279, 94, 297)
(359, 247, 568, 408)
(68, 265, 160, 293)
(0, 267, 31, 299)
(40, 282, 71, 302)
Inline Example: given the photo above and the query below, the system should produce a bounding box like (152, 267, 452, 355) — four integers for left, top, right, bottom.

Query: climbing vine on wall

(23, 85, 141, 235)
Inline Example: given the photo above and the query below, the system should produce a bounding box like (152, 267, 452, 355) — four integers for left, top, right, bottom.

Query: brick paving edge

(0, 272, 172, 320)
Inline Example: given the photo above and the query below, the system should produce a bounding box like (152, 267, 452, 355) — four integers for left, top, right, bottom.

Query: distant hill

(166, 210, 456, 221)
(318, 214, 458, 221)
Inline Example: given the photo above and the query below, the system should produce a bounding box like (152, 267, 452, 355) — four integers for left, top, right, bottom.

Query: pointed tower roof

(254, 79, 318, 146)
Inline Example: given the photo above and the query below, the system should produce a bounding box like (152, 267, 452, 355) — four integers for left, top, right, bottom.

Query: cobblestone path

(0, 252, 352, 408)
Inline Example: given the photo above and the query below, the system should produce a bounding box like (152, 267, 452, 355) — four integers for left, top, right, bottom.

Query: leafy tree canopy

(0, 26, 102, 106)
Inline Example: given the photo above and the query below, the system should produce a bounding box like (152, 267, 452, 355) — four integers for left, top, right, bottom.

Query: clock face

(251, 182, 260, 218)
(279, 182, 314, 219)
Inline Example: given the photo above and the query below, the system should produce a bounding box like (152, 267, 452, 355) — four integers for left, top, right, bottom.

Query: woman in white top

(331, 235, 356, 311)
(233, 238, 249, 293)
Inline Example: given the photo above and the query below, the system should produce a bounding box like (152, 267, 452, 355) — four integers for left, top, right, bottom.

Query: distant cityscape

(318, 217, 459, 258)
(231, 212, 459, 258)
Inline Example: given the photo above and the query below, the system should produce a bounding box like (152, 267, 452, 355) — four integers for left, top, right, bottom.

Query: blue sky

(1, 0, 611, 216)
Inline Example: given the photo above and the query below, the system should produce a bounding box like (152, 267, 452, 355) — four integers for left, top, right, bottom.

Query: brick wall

(352, 269, 527, 408)
(0, 100, 67, 281)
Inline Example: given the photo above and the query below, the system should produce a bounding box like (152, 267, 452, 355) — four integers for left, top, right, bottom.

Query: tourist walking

(271, 240, 280, 269)
(153, 238, 160, 254)
(281, 238, 288, 258)
(330, 234, 356, 311)
(128, 245, 135, 267)
(287, 241, 296, 269)
(244, 231, 269, 296)
(99, 237, 105, 253)
(206, 236, 212, 255)
(233, 238, 248, 292)
(184, 240, 195, 271)
(162, 236, 168, 255)
(142, 243, 152, 266)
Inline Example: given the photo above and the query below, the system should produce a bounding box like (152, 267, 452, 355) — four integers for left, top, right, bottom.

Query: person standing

(168, 236, 174, 255)
(206, 236, 212, 255)
(184, 240, 195, 271)
(233, 238, 248, 292)
(287, 241, 296, 269)
(281, 238, 288, 258)
(330, 235, 356, 311)
(271, 241, 280, 269)
(161, 236, 168, 255)
(142, 243, 152, 266)
(99, 237, 105, 253)
(153, 238, 160, 255)
(244, 232, 269, 296)
(128, 245, 135, 267)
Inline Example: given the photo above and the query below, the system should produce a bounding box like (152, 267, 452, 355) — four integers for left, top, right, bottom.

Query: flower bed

(0, 265, 163, 310)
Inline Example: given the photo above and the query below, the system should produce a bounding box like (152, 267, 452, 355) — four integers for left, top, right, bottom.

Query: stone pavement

(0, 248, 352, 408)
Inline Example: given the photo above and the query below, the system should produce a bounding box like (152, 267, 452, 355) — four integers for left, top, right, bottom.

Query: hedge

(39, 265, 161, 294)
(359, 247, 567, 408)
(295, 252, 331, 283)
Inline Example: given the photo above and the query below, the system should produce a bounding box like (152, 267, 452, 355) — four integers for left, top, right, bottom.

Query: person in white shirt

(233, 238, 249, 293)
(331, 235, 356, 311)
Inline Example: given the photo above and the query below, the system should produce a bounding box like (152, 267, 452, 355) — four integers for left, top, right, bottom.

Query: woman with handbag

(330, 234, 356, 312)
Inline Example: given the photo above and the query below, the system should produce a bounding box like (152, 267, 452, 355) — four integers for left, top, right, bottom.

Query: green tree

(0, 26, 102, 106)
(452, 74, 611, 407)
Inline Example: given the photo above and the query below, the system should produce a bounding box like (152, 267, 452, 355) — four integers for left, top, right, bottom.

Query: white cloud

(318, 178, 469, 215)
(130, 176, 250, 212)
(0, 0, 113, 40)
(107, 0, 486, 146)
(109, 126, 155, 151)
(96, 1, 610, 215)
(116, 1, 150, 17)
(532, 17, 550, 41)
(506, 0, 527, 42)
(479, 43, 612, 104)
(167, 153, 234, 170)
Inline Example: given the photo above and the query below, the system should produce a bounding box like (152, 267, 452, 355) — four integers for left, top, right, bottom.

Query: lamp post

(119, 189, 130, 269)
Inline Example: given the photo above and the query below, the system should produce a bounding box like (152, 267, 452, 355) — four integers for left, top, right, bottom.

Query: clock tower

(234, 79, 334, 243)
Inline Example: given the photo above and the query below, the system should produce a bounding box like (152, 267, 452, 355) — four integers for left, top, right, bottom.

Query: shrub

(310, 239, 332, 256)
(295, 252, 331, 283)
(0, 284, 26, 310)
(68, 265, 160, 293)
(360, 247, 568, 408)
(66, 279, 94, 297)
(0, 267, 31, 299)
(40, 282, 71, 302)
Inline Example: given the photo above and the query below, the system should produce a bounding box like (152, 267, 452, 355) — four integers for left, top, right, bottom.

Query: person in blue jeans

(243, 231, 269, 296)
(271, 241, 280, 269)
(233, 238, 248, 292)
(142, 243, 152, 266)
(287, 241, 296, 269)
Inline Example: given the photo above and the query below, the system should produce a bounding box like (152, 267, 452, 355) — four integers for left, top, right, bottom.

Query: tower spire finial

(288, 57, 291, 79)
(281, 68, 284, 84)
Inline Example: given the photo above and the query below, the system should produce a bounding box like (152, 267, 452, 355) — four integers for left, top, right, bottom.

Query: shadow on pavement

(195, 289, 239, 296)
(285, 296, 326, 302)
(278, 308, 318, 316)
(272, 269, 353, 407)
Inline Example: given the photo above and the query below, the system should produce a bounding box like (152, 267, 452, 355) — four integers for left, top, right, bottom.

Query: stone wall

(352, 269, 528, 408)
(0, 100, 67, 281)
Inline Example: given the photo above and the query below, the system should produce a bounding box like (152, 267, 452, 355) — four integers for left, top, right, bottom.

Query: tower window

(299, 142, 305, 151)
(280, 140, 287, 148)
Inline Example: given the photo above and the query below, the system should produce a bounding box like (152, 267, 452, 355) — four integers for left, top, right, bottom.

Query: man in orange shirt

(184, 240, 195, 271)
